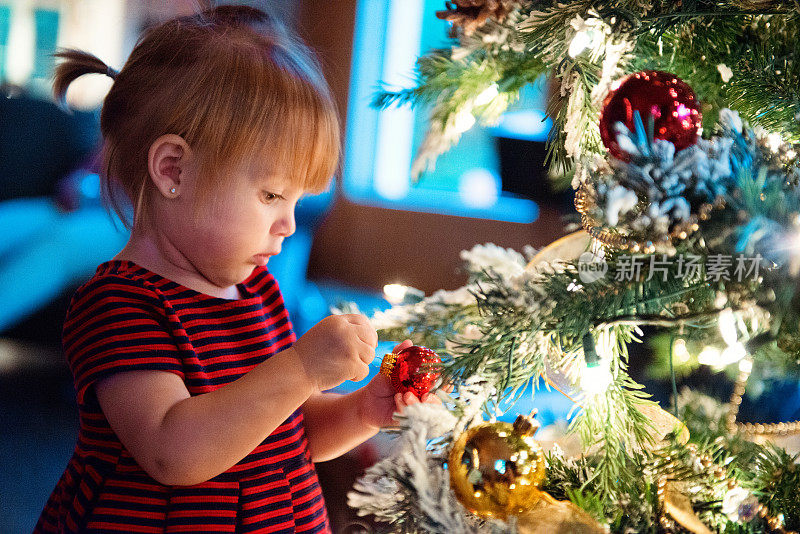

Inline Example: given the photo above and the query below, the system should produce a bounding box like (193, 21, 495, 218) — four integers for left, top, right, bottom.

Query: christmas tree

(347, 2, 800, 532)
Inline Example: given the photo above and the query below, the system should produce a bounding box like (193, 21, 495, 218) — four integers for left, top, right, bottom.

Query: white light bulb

(720, 343, 747, 365)
(698, 346, 722, 367)
(673, 338, 691, 363)
(474, 83, 499, 106)
(580, 361, 613, 395)
(739, 358, 753, 373)
(383, 284, 409, 305)
(568, 30, 593, 58)
(453, 109, 476, 134)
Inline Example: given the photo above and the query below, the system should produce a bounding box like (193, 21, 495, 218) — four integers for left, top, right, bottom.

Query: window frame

(343, 0, 541, 224)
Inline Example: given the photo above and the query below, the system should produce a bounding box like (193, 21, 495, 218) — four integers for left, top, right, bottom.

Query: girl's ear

(147, 134, 193, 198)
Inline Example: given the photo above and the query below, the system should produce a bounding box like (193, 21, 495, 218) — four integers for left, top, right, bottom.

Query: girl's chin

(252, 254, 270, 266)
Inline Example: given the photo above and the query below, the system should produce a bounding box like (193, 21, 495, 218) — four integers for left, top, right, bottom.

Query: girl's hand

(293, 314, 378, 393)
(357, 339, 445, 430)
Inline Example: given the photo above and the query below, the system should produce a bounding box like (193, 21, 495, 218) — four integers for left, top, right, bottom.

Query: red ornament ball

(380, 345, 442, 397)
(599, 70, 702, 160)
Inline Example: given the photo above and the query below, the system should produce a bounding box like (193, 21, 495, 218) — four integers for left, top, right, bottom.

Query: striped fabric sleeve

(64, 275, 185, 405)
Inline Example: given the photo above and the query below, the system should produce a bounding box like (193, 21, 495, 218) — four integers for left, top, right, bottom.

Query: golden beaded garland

(726, 358, 800, 437)
(574, 182, 722, 252)
(657, 447, 797, 534)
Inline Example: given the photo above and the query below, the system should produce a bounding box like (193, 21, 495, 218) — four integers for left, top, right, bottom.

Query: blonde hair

(53, 5, 340, 229)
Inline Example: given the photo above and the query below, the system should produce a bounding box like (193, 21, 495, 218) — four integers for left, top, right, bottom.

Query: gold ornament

(526, 230, 593, 271)
(448, 414, 546, 519)
(637, 403, 690, 447)
(658, 478, 713, 534)
(658, 451, 799, 534)
(516, 491, 607, 534)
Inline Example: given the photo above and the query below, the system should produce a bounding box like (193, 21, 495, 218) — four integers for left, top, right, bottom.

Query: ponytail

(52, 49, 117, 105)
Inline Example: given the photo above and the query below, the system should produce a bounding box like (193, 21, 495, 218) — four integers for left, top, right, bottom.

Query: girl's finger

(403, 391, 419, 406)
(393, 339, 413, 353)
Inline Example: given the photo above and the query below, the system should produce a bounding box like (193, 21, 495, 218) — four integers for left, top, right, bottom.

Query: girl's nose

(272, 209, 296, 237)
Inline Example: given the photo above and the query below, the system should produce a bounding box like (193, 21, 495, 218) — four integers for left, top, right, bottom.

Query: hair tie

(105, 66, 118, 80)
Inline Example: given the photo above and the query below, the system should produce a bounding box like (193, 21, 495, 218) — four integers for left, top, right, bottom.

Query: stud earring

(169, 187, 177, 195)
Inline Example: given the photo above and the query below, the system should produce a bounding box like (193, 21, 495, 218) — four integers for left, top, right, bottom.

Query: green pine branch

(375, 1, 800, 175)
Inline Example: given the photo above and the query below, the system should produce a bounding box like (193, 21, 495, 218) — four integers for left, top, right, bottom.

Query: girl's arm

(300, 389, 378, 462)
(301, 379, 432, 462)
(96, 314, 377, 486)
(97, 347, 312, 486)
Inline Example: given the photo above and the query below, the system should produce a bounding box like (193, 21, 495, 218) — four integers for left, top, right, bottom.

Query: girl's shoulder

(69, 260, 168, 314)
(92, 259, 158, 285)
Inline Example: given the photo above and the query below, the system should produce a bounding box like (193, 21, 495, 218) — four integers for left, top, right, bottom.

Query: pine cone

(436, 0, 521, 36)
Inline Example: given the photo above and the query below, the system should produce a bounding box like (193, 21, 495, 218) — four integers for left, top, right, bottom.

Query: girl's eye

(261, 191, 283, 204)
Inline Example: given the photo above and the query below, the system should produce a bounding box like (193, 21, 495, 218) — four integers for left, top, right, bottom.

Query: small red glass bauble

(599, 70, 702, 160)
(379, 345, 442, 397)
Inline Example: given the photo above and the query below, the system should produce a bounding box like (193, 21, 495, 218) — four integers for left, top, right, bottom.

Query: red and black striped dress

(35, 260, 331, 533)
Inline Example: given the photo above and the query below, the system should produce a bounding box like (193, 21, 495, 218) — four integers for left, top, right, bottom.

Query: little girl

(35, 6, 433, 533)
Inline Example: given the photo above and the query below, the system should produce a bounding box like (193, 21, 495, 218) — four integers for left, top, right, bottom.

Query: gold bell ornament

(448, 413, 546, 520)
